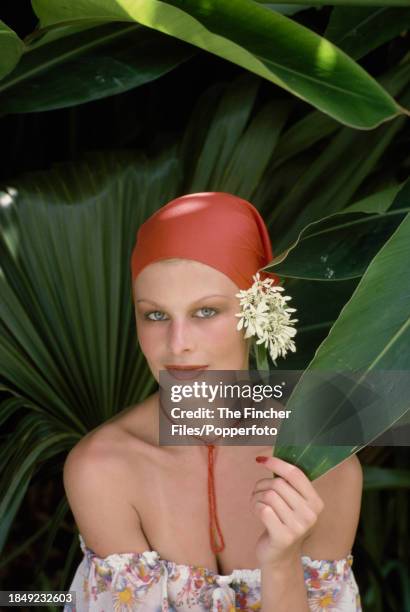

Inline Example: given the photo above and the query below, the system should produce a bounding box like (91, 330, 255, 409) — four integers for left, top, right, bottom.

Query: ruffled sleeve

(65, 535, 361, 611)
(303, 555, 362, 611)
(65, 536, 172, 611)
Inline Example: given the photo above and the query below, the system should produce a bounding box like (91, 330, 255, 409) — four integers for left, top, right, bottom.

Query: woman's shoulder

(63, 397, 158, 557)
(302, 455, 363, 559)
(68, 392, 158, 460)
(63, 393, 160, 507)
(313, 454, 363, 497)
(313, 454, 363, 524)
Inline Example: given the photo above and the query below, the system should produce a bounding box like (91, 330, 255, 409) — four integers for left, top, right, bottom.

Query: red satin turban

(130, 192, 278, 290)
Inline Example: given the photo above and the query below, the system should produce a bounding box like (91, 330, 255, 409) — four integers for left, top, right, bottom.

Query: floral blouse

(64, 534, 362, 611)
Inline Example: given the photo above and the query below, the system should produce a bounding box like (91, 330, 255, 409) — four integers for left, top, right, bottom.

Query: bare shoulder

(313, 453, 363, 500)
(63, 398, 155, 557)
(302, 455, 363, 559)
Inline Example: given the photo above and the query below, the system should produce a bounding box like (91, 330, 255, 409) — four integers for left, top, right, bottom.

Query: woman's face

(133, 259, 250, 382)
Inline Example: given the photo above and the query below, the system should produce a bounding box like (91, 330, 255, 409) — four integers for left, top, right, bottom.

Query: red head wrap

(131, 192, 278, 291)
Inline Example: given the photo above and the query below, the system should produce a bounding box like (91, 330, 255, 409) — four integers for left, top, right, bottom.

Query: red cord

(207, 444, 225, 553)
(159, 399, 226, 554)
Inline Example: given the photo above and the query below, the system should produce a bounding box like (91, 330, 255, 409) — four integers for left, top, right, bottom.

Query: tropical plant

(0, 1, 409, 127)
(1, 67, 409, 580)
(0, 1, 409, 609)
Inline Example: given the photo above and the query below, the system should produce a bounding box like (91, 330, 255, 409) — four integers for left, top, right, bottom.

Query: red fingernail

(255, 456, 268, 463)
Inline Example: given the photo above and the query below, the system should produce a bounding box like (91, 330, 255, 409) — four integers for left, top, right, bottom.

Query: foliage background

(0, 2, 409, 611)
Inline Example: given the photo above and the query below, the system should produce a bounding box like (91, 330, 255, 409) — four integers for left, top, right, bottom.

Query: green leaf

(0, 22, 194, 113)
(259, 0, 410, 6)
(325, 7, 410, 61)
(264, 181, 408, 281)
(183, 73, 291, 198)
(257, 3, 312, 16)
(276, 278, 360, 370)
(273, 181, 410, 479)
(31, 0, 406, 128)
(363, 466, 410, 490)
(268, 111, 407, 251)
(0, 426, 72, 552)
(0, 151, 184, 551)
(0, 154, 172, 426)
(186, 74, 261, 191)
(343, 184, 402, 214)
(267, 110, 340, 171)
(257, 58, 410, 233)
(0, 21, 24, 81)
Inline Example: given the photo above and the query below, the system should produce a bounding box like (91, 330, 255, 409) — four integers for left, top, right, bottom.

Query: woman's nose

(168, 319, 195, 355)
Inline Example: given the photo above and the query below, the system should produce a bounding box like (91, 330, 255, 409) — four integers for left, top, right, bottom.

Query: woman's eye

(145, 311, 167, 321)
(144, 308, 217, 321)
(196, 307, 217, 318)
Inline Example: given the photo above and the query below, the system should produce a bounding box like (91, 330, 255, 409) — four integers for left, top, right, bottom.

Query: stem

(255, 342, 270, 370)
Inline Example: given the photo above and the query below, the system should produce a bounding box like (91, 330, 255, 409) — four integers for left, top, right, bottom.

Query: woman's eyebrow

(136, 294, 230, 306)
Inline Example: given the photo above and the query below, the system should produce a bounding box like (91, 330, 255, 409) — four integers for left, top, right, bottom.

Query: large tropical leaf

(1, 64, 408, 580)
(0, 21, 24, 81)
(266, 67, 409, 251)
(0, 153, 179, 421)
(254, 56, 410, 235)
(0, 22, 195, 114)
(272, 181, 410, 479)
(265, 182, 407, 281)
(0, 151, 182, 553)
(31, 0, 406, 128)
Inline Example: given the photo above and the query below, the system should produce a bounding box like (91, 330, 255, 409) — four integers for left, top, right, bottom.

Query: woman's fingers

(254, 456, 324, 514)
(257, 488, 293, 525)
(254, 500, 284, 532)
(251, 456, 325, 566)
(252, 477, 303, 511)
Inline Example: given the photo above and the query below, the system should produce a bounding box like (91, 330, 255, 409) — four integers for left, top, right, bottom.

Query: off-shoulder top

(64, 534, 362, 611)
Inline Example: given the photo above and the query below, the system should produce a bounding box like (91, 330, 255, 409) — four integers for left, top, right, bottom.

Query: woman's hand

(250, 456, 324, 569)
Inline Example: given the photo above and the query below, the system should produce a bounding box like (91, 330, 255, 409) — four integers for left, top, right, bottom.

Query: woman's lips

(165, 365, 208, 381)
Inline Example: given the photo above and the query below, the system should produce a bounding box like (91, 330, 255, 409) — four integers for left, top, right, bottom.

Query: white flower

(235, 273, 298, 366)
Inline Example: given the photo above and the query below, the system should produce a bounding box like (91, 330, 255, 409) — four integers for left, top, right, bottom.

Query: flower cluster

(235, 273, 298, 366)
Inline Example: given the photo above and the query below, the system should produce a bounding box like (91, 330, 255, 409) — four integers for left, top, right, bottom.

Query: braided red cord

(207, 444, 225, 554)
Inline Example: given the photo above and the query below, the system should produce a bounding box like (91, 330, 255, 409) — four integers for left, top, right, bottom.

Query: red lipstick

(164, 365, 208, 381)
(165, 365, 207, 369)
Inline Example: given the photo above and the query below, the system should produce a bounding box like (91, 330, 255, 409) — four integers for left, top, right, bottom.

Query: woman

(64, 192, 362, 611)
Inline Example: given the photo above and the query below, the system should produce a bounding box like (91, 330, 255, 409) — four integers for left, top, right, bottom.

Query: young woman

(64, 192, 363, 611)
